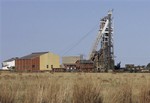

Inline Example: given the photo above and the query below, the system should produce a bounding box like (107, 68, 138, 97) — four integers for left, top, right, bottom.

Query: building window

(105, 33, 109, 36)
(51, 65, 53, 69)
(47, 65, 49, 68)
(105, 38, 108, 41)
(32, 65, 35, 68)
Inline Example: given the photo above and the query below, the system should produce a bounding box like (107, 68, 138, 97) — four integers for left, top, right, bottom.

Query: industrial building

(15, 52, 60, 71)
(62, 56, 83, 71)
(1, 58, 18, 70)
(1, 10, 149, 73)
(62, 56, 81, 64)
(76, 60, 94, 72)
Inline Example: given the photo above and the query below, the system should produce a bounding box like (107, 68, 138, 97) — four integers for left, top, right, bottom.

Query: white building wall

(2, 60, 15, 70)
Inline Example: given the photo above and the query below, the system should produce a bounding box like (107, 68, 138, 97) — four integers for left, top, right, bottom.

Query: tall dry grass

(73, 80, 103, 103)
(139, 86, 150, 103)
(0, 72, 150, 103)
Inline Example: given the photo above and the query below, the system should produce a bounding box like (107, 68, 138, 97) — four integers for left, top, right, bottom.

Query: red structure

(76, 60, 94, 72)
(15, 57, 40, 71)
(15, 52, 47, 71)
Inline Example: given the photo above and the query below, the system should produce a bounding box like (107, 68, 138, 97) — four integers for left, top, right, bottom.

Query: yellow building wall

(40, 52, 60, 70)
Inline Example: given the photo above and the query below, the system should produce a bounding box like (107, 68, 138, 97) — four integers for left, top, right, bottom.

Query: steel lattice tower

(89, 10, 114, 72)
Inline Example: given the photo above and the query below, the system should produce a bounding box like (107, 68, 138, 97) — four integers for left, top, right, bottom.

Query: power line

(63, 23, 99, 56)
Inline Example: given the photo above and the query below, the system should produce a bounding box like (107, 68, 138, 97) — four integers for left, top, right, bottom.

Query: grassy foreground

(0, 72, 150, 103)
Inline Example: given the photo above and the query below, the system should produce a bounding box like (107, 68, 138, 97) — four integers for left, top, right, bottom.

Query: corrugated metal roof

(3, 57, 18, 62)
(20, 52, 48, 59)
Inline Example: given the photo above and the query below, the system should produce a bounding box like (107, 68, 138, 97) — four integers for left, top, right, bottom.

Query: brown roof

(20, 52, 48, 59)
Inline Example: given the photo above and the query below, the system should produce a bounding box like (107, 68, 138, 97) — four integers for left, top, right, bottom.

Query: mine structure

(89, 10, 114, 72)
(1, 10, 150, 73)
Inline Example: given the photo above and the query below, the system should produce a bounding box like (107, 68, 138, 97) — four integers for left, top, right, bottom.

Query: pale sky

(1, 0, 150, 67)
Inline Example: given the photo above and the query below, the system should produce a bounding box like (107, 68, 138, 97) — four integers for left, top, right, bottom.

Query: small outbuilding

(2, 58, 18, 70)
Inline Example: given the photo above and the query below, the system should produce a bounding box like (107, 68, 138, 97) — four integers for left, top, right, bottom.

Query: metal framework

(89, 10, 114, 72)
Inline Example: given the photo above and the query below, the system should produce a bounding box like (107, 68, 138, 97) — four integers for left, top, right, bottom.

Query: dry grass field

(0, 72, 150, 103)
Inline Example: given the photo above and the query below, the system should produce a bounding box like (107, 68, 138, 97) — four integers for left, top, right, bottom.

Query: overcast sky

(1, 0, 150, 67)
